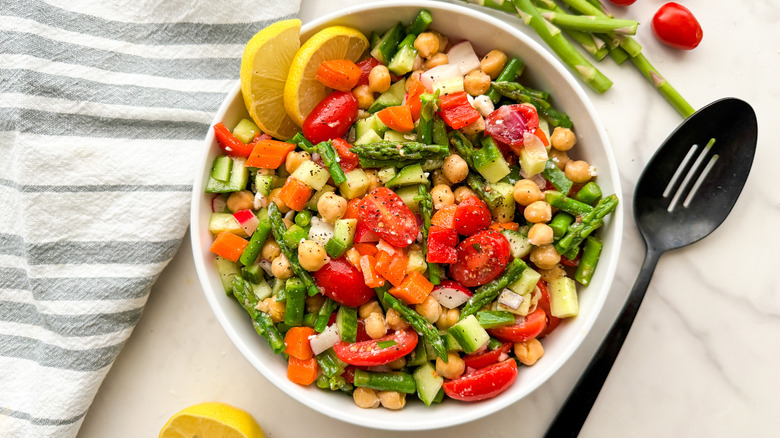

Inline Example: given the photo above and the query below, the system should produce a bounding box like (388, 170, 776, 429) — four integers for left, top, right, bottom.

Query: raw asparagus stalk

(268, 202, 321, 297)
(416, 184, 441, 285)
(232, 278, 285, 353)
(574, 236, 603, 285)
(557, 193, 618, 252)
(350, 141, 449, 167)
(485, 57, 525, 103)
(353, 369, 417, 393)
(511, 0, 613, 93)
(554, 0, 641, 56)
(545, 190, 595, 216)
(460, 258, 528, 319)
(629, 53, 695, 117)
(537, 9, 638, 34)
(290, 133, 347, 185)
(378, 287, 448, 361)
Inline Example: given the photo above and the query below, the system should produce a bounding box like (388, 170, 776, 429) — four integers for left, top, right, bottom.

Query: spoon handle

(544, 247, 662, 438)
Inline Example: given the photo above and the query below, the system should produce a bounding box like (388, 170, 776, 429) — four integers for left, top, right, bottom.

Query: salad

(205, 10, 618, 410)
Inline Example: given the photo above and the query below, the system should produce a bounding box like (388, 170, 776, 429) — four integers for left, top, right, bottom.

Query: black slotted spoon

(545, 97, 758, 437)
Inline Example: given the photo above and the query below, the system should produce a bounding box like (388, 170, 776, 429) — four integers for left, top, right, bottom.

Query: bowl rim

(191, 0, 623, 430)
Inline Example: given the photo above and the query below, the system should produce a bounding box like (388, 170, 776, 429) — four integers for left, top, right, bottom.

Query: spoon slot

(666, 138, 716, 212)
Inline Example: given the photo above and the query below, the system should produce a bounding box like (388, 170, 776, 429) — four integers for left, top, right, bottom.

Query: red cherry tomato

(302, 91, 358, 144)
(488, 307, 547, 342)
(652, 2, 703, 50)
(314, 258, 374, 307)
(536, 280, 561, 338)
(607, 0, 636, 6)
(449, 230, 511, 287)
(333, 330, 418, 366)
(358, 187, 420, 248)
(485, 104, 539, 147)
(453, 196, 492, 236)
(442, 360, 518, 401)
(463, 342, 512, 370)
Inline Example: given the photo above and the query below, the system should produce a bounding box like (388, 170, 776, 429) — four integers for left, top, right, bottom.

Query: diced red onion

(498, 352, 509, 362)
(259, 260, 273, 275)
(310, 324, 340, 356)
(498, 288, 524, 310)
(420, 64, 461, 92)
(376, 239, 401, 256)
(447, 41, 481, 75)
(253, 193, 269, 209)
(431, 283, 472, 309)
(312, 152, 321, 162)
(308, 220, 335, 247)
(211, 194, 227, 213)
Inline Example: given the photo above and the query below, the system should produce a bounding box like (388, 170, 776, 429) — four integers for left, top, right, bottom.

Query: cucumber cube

(291, 160, 331, 191)
(448, 314, 490, 354)
(549, 277, 579, 318)
(413, 363, 444, 407)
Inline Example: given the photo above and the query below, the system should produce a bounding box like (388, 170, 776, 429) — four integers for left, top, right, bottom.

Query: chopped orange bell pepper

(388, 271, 433, 305)
(376, 105, 414, 133)
(316, 59, 361, 92)
(278, 177, 312, 211)
(245, 139, 296, 169)
(209, 231, 248, 262)
(375, 250, 408, 287)
(431, 204, 457, 229)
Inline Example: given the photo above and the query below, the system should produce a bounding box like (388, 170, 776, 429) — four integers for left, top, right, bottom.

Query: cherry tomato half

(488, 307, 547, 342)
(442, 360, 518, 401)
(333, 330, 418, 366)
(607, 0, 636, 6)
(314, 258, 374, 307)
(355, 57, 382, 87)
(449, 230, 511, 287)
(453, 196, 492, 236)
(358, 187, 420, 248)
(536, 280, 561, 338)
(302, 90, 358, 144)
(463, 342, 512, 370)
(485, 104, 539, 147)
(652, 2, 703, 50)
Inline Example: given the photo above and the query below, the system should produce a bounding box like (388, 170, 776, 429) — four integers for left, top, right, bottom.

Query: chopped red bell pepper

(213, 122, 255, 157)
(405, 81, 427, 121)
(427, 225, 458, 264)
(437, 91, 481, 130)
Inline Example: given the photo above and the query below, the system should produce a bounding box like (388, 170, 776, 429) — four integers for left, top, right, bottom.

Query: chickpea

(412, 54, 425, 71)
(358, 300, 383, 319)
(260, 239, 281, 261)
(442, 155, 469, 184)
(430, 184, 455, 210)
(305, 294, 326, 314)
(378, 391, 406, 410)
(459, 115, 485, 136)
(538, 264, 566, 283)
(405, 70, 423, 93)
(550, 127, 577, 151)
(514, 338, 544, 366)
(352, 85, 374, 110)
(387, 357, 406, 370)
(431, 169, 452, 187)
(285, 150, 310, 174)
(453, 186, 476, 204)
(549, 148, 570, 170)
(436, 308, 460, 330)
(415, 295, 442, 324)
(386, 308, 410, 331)
(530, 244, 561, 270)
(528, 223, 554, 245)
(364, 312, 388, 339)
(436, 352, 466, 379)
(268, 188, 290, 214)
(317, 192, 347, 224)
(432, 31, 449, 52)
(353, 387, 380, 409)
(524, 201, 552, 223)
(298, 240, 329, 271)
(463, 69, 491, 96)
(413, 32, 439, 58)
(565, 160, 593, 184)
(261, 297, 286, 323)
(368, 65, 391, 93)
(513, 179, 543, 206)
(271, 254, 293, 280)
(480, 49, 508, 79)
(365, 169, 381, 192)
(226, 190, 254, 213)
(424, 53, 448, 70)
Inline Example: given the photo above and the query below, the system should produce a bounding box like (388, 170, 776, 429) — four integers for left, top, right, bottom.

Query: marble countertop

(78, 0, 780, 436)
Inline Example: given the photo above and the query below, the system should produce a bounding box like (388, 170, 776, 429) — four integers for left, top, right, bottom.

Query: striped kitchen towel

(0, 0, 300, 436)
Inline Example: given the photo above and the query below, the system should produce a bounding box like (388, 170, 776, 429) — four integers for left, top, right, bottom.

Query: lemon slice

(240, 19, 302, 140)
(284, 26, 369, 127)
(159, 402, 264, 438)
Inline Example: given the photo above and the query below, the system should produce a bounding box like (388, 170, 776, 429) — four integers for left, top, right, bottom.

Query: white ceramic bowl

(191, 0, 622, 430)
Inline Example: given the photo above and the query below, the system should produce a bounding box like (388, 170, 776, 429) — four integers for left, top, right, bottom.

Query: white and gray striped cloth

(0, 0, 300, 436)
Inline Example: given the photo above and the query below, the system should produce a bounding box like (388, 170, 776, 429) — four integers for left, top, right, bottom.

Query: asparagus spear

(485, 57, 525, 103)
(378, 287, 448, 361)
(574, 236, 603, 285)
(537, 9, 638, 35)
(232, 277, 286, 353)
(268, 202, 321, 297)
(545, 190, 595, 216)
(553, 0, 642, 57)
(491, 81, 574, 128)
(511, 0, 613, 93)
(460, 258, 528, 320)
(556, 193, 618, 253)
(415, 184, 441, 285)
(350, 141, 449, 168)
(290, 133, 347, 185)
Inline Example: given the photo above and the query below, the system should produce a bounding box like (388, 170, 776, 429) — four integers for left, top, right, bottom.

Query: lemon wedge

(159, 402, 264, 438)
(240, 19, 302, 140)
(284, 26, 369, 127)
